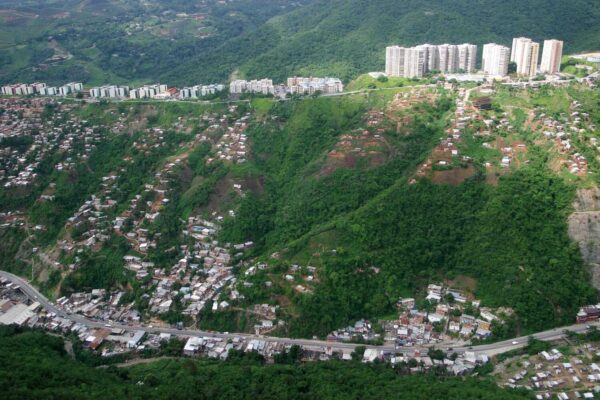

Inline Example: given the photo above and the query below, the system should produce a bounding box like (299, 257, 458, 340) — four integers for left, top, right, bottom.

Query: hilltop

(2, 0, 600, 85)
(181, 0, 600, 83)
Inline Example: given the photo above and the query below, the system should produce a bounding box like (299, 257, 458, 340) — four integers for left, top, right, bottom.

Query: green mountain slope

(166, 0, 600, 83)
(2, 0, 600, 85)
(215, 85, 600, 338)
(0, 0, 308, 85)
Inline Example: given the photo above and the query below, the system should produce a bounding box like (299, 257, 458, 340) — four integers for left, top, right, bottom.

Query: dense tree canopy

(0, 326, 533, 400)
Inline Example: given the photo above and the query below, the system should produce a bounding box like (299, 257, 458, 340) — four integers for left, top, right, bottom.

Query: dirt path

(106, 356, 178, 368)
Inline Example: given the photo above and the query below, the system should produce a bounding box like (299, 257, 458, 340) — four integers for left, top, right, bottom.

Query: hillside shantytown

(2, 12, 600, 398)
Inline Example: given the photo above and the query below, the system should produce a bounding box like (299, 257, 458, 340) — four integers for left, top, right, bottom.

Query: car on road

(511, 341, 519, 345)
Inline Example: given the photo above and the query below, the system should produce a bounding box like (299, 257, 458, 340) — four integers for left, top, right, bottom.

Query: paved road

(1, 270, 597, 356)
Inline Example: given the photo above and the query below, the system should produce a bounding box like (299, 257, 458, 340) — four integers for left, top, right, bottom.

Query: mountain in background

(174, 0, 600, 83)
(2, 0, 600, 85)
(0, 0, 308, 85)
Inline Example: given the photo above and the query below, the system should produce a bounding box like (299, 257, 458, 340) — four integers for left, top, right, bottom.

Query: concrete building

(458, 43, 477, 73)
(447, 45, 459, 72)
(2, 85, 16, 95)
(385, 46, 406, 77)
(424, 44, 439, 71)
(179, 84, 225, 99)
(127, 330, 146, 349)
(59, 82, 83, 96)
(129, 84, 168, 99)
(404, 46, 426, 78)
(287, 77, 343, 94)
(438, 44, 450, 73)
(229, 79, 274, 95)
(32, 83, 47, 93)
(540, 39, 563, 74)
(0, 303, 34, 326)
(386, 43, 477, 77)
(482, 43, 511, 77)
(2, 83, 48, 96)
(511, 37, 540, 77)
(90, 85, 129, 98)
(40, 86, 58, 96)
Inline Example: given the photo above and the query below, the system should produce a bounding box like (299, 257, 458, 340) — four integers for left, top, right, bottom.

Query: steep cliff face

(568, 188, 600, 289)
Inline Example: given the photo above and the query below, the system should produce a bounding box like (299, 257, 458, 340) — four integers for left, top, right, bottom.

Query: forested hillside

(0, 0, 308, 85)
(0, 326, 533, 400)
(276, 167, 595, 337)
(159, 0, 600, 83)
(2, 0, 600, 85)
(215, 84, 600, 338)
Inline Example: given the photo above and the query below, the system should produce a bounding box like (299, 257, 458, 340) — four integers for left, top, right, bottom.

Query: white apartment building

(423, 44, 439, 71)
(2, 83, 71, 97)
(32, 83, 47, 93)
(385, 46, 406, 77)
(286, 77, 343, 94)
(40, 86, 58, 96)
(458, 44, 477, 73)
(179, 84, 225, 99)
(90, 85, 130, 98)
(540, 39, 563, 74)
(129, 84, 168, 99)
(1, 83, 51, 96)
(229, 80, 247, 94)
(482, 43, 511, 77)
(511, 37, 540, 77)
(59, 82, 84, 96)
(385, 45, 425, 78)
(438, 44, 450, 73)
(2, 85, 14, 95)
(229, 79, 274, 95)
(404, 46, 426, 78)
(2, 84, 30, 96)
(447, 45, 460, 72)
(385, 43, 477, 78)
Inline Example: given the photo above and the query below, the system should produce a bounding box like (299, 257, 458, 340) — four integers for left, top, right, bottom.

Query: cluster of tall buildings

(510, 37, 563, 76)
(1, 82, 82, 97)
(387, 38, 564, 79)
(385, 44, 478, 78)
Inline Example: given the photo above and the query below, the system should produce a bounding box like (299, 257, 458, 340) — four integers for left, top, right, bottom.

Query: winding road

(1, 270, 596, 356)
